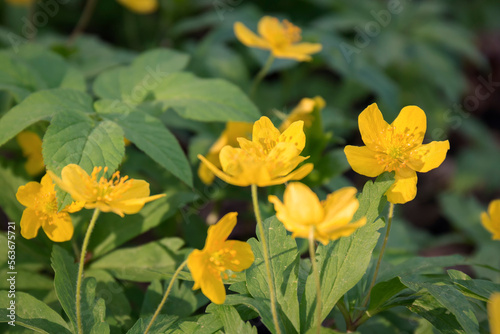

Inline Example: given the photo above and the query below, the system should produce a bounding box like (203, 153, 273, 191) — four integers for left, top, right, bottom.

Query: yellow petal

(219, 146, 247, 176)
(278, 120, 306, 151)
(205, 212, 238, 251)
(42, 213, 74, 242)
(344, 145, 386, 178)
(267, 142, 305, 177)
(16, 181, 42, 208)
(187, 249, 206, 291)
(321, 187, 359, 227)
(316, 218, 366, 245)
(64, 201, 85, 213)
(386, 168, 418, 204)
(283, 182, 324, 226)
(117, 0, 158, 14)
(25, 157, 45, 176)
(222, 240, 255, 272)
(482, 200, 500, 240)
(272, 43, 322, 61)
(252, 116, 280, 147)
(17, 131, 45, 176)
(391, 105, 426, 146)
(110, 194, 165, 216)
(198, 154, 248, 187)
(224, 122, 253, 147)
(50, 164, 94, 202)
(234, 22, 270, 49)
(119, 180, 150, 200)
(199, 267, 226, 304)
(257, 16, 283, 44)
(489, 293, 500, 334)
(407, 140, 450, 173)
(358, 103, 390, 151)
(264, 162, 313, 186)
(20, 208, 41, 239)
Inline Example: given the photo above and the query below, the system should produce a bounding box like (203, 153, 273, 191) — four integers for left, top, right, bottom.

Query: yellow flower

(198, 122, 253, 185)
(16, 131, 45, 176)
(116, 0, 158, 14)
(279, 96, 326, 132)
(5, 0, 34, 6)
(187, 212, 254, 304)
(344, 104, 450, 204)
(198, 116, 313, 187)
(234, 16, 322, 61)
(16, 174, 83, 242)
(48, 164, 165, 217)
(481, 199, 500, 240)
(269, 182, 366, 245)
(488, 293, 500, 334)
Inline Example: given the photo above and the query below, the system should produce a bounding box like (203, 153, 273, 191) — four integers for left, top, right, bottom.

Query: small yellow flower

(16, 131, 45, 176)
(488, 293, 500, 334)
(116, 0, 158, 14)
(344, 104, 450, 204)
(16, 174, 83, 242)
(48, 164, 165, 217)
(187, 212, 254, 304)
(269, 182, 366, 245)
(5, 0, 34, 6)
(481, 199, 500, 240)
(279, 96, 325, 132)
(198, 116, 313, 187)
(234, 16, 322, 61)
(198, 122, 253, 185)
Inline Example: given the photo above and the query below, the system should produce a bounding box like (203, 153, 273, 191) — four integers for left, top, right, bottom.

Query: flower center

(208, 246, 239, 280)
(375, 126, 422, 172)
(89, 167, 133, 203)
(283, 20, 302, 44)
(34, 187, 58, 223)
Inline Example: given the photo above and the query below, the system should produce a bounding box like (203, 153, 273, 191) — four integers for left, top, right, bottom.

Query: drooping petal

(20, 208, 41, 239)
(199, 267, 226, 305)
(278, 120, 306, 151)
(264, 162, 313, 186)
(358, 103, 390, 151)
(344, 145, 386, 177)
(222, 240, 255, 272)
(198, 151, 219, 185)
(407, 140, 450, 173)
(386, 168, 418, 204)
(321, 187, 359, 227)
(110, 194, 166, 217)
(488, 293, 500, 334)
(50, 164, 94, 202)
(205, 212, 238, 251)
(283, 182, 324, 226)
(234, 22, 270, 49)
(42, 213, 74, 242)
(391, 105, 426, 147)
(198, 154, 248, 187)
(316, 218, 366, 245)
(252, 116, 280, 148)
(16, 181, 42, 208)
(272, 43, 322, 61)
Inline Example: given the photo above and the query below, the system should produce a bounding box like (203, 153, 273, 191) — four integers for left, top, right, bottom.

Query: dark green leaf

(209, 304, 257, 334)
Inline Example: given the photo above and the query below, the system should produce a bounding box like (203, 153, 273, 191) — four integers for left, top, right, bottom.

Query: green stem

(251, 184, 281, 334)
(250, 54, 274, 98)
(143, 259, 188, 334)
(76, 208, 100, 334)
(360, 202, 395, 310)
(67, 0, 99, 45)
(336, 297, 353, 331)
(309, 228, 322, 334)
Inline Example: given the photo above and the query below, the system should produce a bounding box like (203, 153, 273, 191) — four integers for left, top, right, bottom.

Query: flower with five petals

(344, 104, 450, 204)
(187, 212, 254, 304)
(234, 16, 322, 61)
(49, 164, 165, 217)
(16, 174, 83, 242)
(481, 199, 500, 240)
(198, 116, 313, 187)
(269, 182, 366, 244)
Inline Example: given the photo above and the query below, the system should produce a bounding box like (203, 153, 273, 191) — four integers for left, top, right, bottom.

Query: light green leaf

(0, 291, 72, 334)
(209, 304, 257, 334)
(98, 107, 192, 186)
(153, 72, 260, 122)
(126, 315, 177, 334)
(42, 110, 125, 209)
(245, 216, 300, 334)
(300, 173, 394, 332)
(0, 164, 26, 221)
(225, 294, 275, 333)
(0, 89, 93, 147)
(448, 270, 500, 302)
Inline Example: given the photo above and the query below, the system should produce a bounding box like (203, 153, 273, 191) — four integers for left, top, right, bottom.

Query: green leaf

(172, 313, 222, 334)
(448, 270, 500, 302)
(401, 276, 479, 334)
(0, 291, 72, 334)
(367, 277, 408, 314)
(97, 106, 192, 187)
(126, 315, 177, 334)
(0, 164, 26, 221)
(51, 245, 109, 334)
(153, 72, 260, 122)
(209, 304, 257, 334)
(245, 216, 300, 334)
(90, 238, 186, 282)
(0, 89, 93, 147)
(225, 294, 275, 333)
(42, 110, 125, 209)
(89, 193, 195, 258)
(300, 173, 394, 331)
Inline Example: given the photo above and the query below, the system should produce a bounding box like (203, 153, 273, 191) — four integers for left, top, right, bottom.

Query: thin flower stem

(309, 228, 322, 334)
(251, 184, 281, 334)
(250, 54, 275, 98)
(143, 259, 188, 334)
(336, 297, 353, 331)
(76, 208, 100, 334)
(67, 0, 99, 45)
(360, 202, 395, 310)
